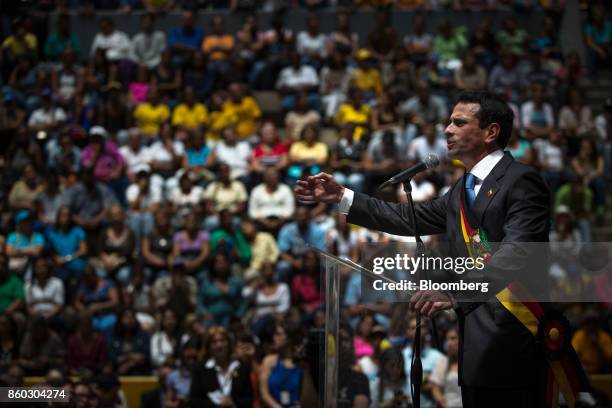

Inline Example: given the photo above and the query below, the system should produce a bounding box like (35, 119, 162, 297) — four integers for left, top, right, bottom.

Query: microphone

(379, 154, 440, 190)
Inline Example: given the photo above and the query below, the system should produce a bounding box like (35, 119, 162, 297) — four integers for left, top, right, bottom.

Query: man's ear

(485, 123, 500, 146)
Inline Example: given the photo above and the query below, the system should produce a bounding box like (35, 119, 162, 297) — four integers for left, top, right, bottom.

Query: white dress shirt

(339, 149, 505, 215)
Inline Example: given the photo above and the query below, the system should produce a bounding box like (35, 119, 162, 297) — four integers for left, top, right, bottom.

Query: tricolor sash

(458, 193, 590, 408)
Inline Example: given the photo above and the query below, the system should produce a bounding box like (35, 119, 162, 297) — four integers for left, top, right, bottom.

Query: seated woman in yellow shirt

(222, 83, 262, 139)
(287, 123, 328, 184)
(350, 49, 383, 101)
(334, 88, 372, 141)
(206, 91, 238, 145)
(171, 86, 208, 131)
(133, 87, 170, 138)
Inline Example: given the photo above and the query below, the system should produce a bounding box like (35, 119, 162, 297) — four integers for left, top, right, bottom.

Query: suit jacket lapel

(471, 152, 514, 226)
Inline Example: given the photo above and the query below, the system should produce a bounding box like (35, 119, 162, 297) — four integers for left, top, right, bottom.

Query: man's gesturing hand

(294, 173, 345, 204)
(409, 290, 453, 318)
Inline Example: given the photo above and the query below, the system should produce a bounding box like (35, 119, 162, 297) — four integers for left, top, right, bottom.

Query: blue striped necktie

(465, 173, 477, 208)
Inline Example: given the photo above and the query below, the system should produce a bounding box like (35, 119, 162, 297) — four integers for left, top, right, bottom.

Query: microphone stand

(403, 180, 424, 408)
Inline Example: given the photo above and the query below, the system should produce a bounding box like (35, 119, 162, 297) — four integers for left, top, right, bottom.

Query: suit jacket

(189, 360, 253, 407)
(347, 152, 550, 388)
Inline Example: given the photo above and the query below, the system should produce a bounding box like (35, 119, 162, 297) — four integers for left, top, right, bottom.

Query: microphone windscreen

(424, 153, 440, 169)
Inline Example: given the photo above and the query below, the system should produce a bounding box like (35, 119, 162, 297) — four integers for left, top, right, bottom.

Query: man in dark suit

(295, 92, 551, 407)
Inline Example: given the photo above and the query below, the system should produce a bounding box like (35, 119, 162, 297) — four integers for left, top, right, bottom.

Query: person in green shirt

(554, 174, 593, 242)
(210, 209, 251, 266)
(44, 14, 81, 62)
(0, 252, 24, 315)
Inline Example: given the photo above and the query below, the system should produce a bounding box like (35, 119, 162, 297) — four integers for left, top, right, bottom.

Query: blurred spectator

(51, 49, 82, 104)
(285, 92, 321, 142)
(570, 138, 607, 223)
(8, 163, 42, 211)
(432, 19, 467, 72)
(248, 167, 295, 232)
(354, 313, 376, 359)
(1, 18, 37, 64)
(296, 13, 327, 68)
(166, 342, 197, 407)
(172, 87, 208, 132)
(190, 326, 253, 407)
(430, 326, 462, 408)
(521, 83, 555, 140)
(210, 209, 251, 265)
(496, 16, 528, 57)
(149, 123, 185, 192)
(46, 206, 88, 299)
(335, 88, 372, 142)
(122, 264, 156, 331)
(234, 15, 264, 76)
(142, 209, 174, 280)
(47, 131, 81, 176)
(469, 15, 496, 71)
(350, 49, 383, 101)
(24, 257, 64, 324)
(171, 213, 209, 276)
(407, 122, 448, 162)
(168, 11, 204, 66)
(95, 206, 135, 285)
(73, 382, 96, 408)
(404, 14, 433, 67)
(276, 50, 319, 112)
(18, 314, 65, 376)
(398, 171, 435, 204)
(153, 259, 198, 320)
(129, 65, 151, 105)
(330, 123, 367, 193)
(558, 89, 594, 139)
(533, 130, 568, 194)
(44, 13, 80, 62)
(367, 10, 399, 65)
(251, 14, 294, 90)
(259, 322, 301, 408)
(93, 373, 127, 408)
(90, 17, 131, 62)
(243, 260, 289, 327)
(151, 307, 182, 367)
(549, 205, 582, 283)
(399, 82, 448, 139)
(110, 308, 151, 375)
(326, 211, 359, 261)
(584, 3, 612, 74)
(131, 13, 166, 69)
(100, 81, 130, 138)
(376, 346, 410, 406)
(223, 82, 262, 140)
(133, 87, 170, 138)
(126, 168, 162, 243)
(327, 12, 359, 58)
(363, 130, 404, 192)
(169, 171, 203, 216)
(206, 92, 235, 144)
(595, 99, 612, 180)
(27, 89, 67, 137)
(66, 312, 109, 376)
(153, 49, 183, 102)
(0, 314, 20, 374)
(488, 52, 525, 104)
(250, 121, 289, 175)
(337, 322, 371, 408)
(0, 252, 24, 318)
(81, 126, 126, 203)
(212, 126, 252, 181)
(141, 364, 173, 408)
(198, 253, 246, 326)
(0, 94, 26, 151)
(35, 169, 63, 226)
(182, 131, 213, 183)
(241, 221, 279, 276)
(6, 209, 44, 277)
(291, 250, 322, 314)
(455, 49, 487, 91)
(201, 15, 235, 81)
(287, 124, 328, 183)
(571, 311, 612, 373)
(320, 52, 353, 121)
(554, 174, 593, 242)
(372, 92, 401, 139)
(74, 265, 120, 340)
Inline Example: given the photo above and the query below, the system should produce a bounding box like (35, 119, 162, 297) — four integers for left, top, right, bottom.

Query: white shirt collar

(468, 149, 504, 183)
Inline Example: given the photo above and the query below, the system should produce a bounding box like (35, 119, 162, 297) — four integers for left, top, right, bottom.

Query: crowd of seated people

(0, 0, 610, 406)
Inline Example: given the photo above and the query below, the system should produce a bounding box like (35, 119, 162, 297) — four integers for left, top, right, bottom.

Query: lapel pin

(487, 189, 494, 198)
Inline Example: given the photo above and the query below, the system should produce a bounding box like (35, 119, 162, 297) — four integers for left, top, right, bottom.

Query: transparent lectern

(309, 245, 402, 407)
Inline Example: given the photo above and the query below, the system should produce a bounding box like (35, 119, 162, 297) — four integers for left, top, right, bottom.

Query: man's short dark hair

(454, 92, 514, 149)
